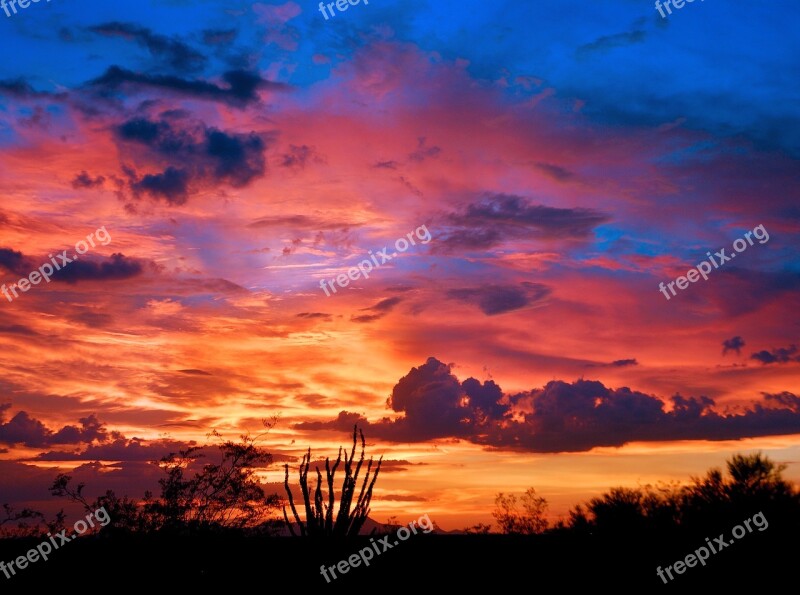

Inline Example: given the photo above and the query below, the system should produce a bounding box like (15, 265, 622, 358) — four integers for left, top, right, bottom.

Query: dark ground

(0, 524, 794, 591)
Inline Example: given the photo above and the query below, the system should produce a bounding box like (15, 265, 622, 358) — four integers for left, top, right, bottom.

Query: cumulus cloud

(116, 116, 270, 204)
(297, 358, 800, 453)
(751, 344, 800, 365)
(0, 405, 117, 447)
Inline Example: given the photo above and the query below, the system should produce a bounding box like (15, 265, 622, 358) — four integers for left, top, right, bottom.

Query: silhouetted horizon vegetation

(490, 452, 800, 540)
(2, 431, 798, 589)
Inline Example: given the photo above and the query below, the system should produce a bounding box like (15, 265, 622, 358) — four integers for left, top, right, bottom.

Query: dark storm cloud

(206, 128, 267, 185)
(751, 344, 800, 365)
(0, 248, 35, 276)
(298, 358, 800, 453)
(438, 193, 609, 252)
(446, 283, 550, 315)
(722, 336, 745, 355)
(295, 411, 369, 432)
(130, 167, 190, 204)
(50, 253, 145, 284)
(0, 247, 146, 284)
(89, 22, 207, 72)
(0, 79, 64, 99)
(0, 405, 115, 447)
(87, 66, 288, 107)
(116, 117, 269, 203)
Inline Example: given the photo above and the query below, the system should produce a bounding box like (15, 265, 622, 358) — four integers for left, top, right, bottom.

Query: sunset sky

(1, 0, 799, 530)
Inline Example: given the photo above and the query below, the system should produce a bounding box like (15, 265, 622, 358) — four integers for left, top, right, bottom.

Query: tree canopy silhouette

(49, 423, 281, 534)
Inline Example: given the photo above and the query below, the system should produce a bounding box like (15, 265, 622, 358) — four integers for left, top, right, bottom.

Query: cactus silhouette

(283, 425, 382, 537)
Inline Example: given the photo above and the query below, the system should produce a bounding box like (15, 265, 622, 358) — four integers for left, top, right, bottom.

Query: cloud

(280, 145, 325, 170)
(0, 324, 38, 336)
(446, 283, 550, 315)
(298, 358, 800, 453)
(610, 359, 638, 367)
(0, 248, 34, 277)
(438, 193, 609, 252)
(116, 117, 270, 203)
(296, 312, 332, 321)
(87, 66, 287, 108)
(722, 336, 746, 356)
(130, 167, 190, 204)
(533, 162, 574, 181)
(577, 30, 647, 56)
(0, 406, 117, 447)
(351, 297, 402, 323)
(253, 2, 302, 51)
(0, 247, 146, 284)
(247, 215, 358, 231)
(751, 345, 800, 365)
(34, 437, 196, 462)
(89, 22, 207, 72)
(71, 171, 106, 189)
(0, 79, 63, 99)
(51, 253, 145, 284)
(295, 411, 369, 432)
(381, 494, 428, 501)
(408, 137, 441, 163)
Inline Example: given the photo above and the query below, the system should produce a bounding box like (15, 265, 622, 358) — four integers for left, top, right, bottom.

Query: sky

(0, 0, 799, 530)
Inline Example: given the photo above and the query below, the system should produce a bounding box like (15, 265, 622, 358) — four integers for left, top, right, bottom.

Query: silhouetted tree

(493, 487, 548, 534)
(562, 452, 800, 536)
(51, 422, 281, 534)
(283, 425, 382, 537)
(0, 503, 46, 538)
(680, 451, 799, 530)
